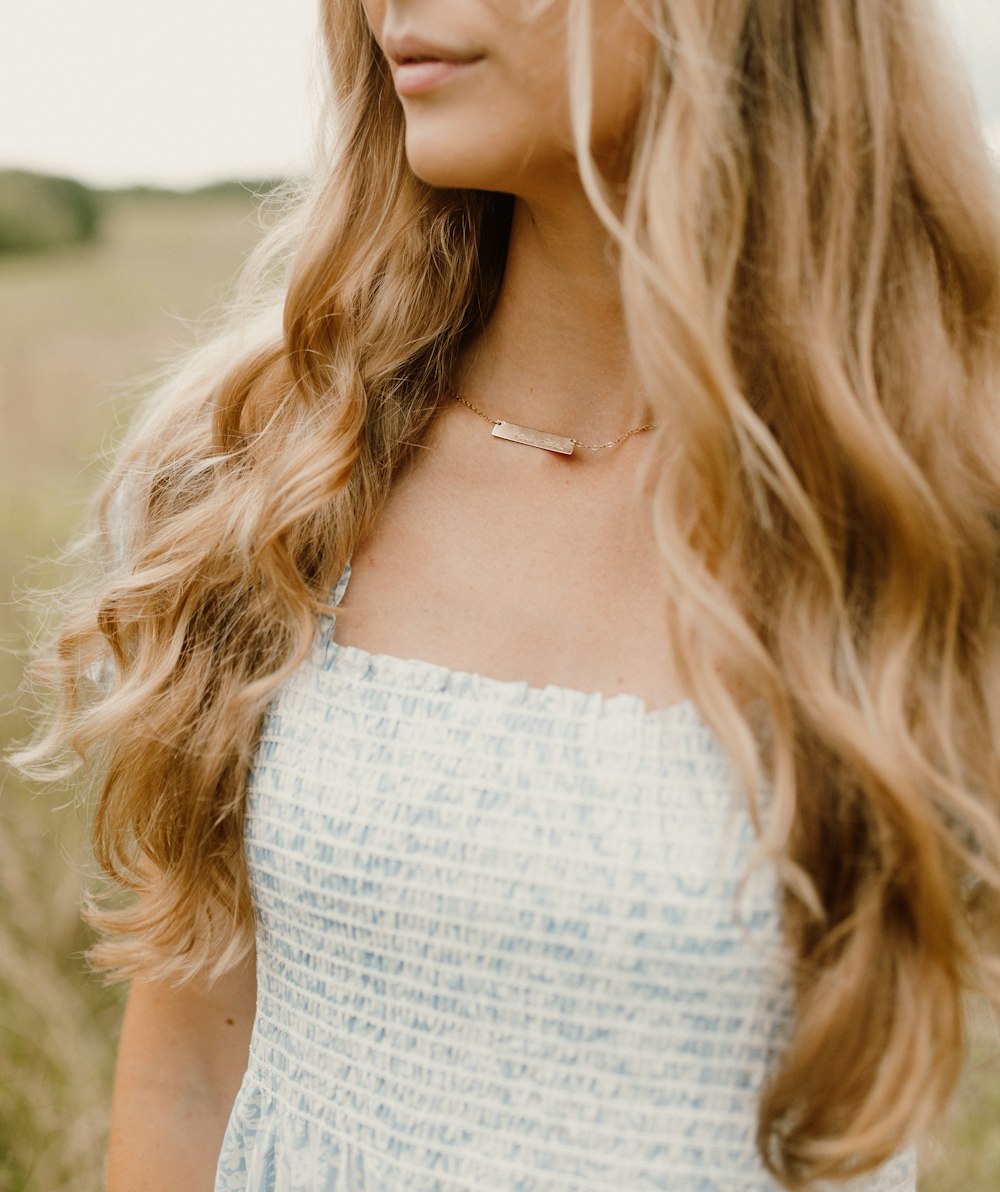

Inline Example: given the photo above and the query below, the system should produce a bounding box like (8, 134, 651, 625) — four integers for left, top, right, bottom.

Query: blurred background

(1, 1, 999, 1188)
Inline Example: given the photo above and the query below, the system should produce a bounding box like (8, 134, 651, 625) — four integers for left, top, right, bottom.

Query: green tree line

(0, 170, 286, 255)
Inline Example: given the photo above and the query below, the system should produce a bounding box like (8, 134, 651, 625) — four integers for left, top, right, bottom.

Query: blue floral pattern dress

(214, 563, 917, 1191)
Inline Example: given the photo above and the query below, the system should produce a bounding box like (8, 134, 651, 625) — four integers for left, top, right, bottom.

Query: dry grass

(0, 190, 264, 1192)
(0, 190, 998, 1190)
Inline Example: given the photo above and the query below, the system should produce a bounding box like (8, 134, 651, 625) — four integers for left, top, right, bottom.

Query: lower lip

(393, 58, 482, 98)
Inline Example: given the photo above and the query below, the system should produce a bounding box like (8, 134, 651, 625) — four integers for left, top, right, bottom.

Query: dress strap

(320, 559, 353, 649)
(331, 559, 352, 609)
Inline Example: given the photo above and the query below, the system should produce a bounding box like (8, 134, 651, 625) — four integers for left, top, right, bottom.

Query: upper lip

(383, 33, 483, 66)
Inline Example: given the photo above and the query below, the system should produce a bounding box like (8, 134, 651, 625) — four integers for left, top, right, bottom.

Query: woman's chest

(234, 648, 918, 1192)
(246, 643, 790, 1014)
(334, 435, 687, 713)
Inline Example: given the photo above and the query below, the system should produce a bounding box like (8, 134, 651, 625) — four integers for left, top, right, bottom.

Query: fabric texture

(215, 562, 917, 1191)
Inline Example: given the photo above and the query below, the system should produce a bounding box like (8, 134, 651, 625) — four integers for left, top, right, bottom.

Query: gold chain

(453, 395, 657, 451)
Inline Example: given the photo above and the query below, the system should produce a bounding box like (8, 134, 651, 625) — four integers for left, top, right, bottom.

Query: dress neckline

(324, 560, 699, 726)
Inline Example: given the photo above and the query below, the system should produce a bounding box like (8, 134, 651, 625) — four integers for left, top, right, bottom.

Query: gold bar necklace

(454, 396, 657, 457)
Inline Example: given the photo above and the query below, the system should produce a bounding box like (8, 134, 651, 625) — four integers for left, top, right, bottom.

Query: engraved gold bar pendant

(491, 421, 576, 455)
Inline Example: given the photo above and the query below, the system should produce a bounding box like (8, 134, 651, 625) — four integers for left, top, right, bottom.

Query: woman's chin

(403, 150, 489, 192)
(401, 128, 518, 193)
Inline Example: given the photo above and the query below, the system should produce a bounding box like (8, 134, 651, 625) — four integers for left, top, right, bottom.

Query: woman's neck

(455, 194, 650, 443)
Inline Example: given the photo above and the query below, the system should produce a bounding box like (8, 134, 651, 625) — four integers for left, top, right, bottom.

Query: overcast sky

(1, 0, 998, 189)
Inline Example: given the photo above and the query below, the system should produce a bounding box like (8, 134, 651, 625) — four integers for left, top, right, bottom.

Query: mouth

(384, 33, 484, 69)
(398, 54, 456, 65)
(385, 36, 485, 98)
(391, 56, 483, 98)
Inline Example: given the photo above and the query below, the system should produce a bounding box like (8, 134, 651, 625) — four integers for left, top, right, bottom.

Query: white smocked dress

(214, 562, 917, 1191)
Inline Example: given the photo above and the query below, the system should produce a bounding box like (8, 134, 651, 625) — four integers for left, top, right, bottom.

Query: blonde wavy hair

(21, 0, 1000, 1185)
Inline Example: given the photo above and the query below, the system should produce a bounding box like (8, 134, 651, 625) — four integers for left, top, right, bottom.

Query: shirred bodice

(215, 563, 917, 1191)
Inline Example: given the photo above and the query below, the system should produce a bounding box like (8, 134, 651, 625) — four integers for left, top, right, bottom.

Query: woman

(24, 0, 1000, 1187)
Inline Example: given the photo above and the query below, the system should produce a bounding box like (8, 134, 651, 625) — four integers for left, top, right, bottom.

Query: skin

(339, 0, 681, 711)
(109, 3, 678, 1188)
(107, 957, 256, 1191)
(371, 0, 654, 197)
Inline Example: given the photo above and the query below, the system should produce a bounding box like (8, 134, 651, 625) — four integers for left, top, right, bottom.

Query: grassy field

(0, 190, 266, 1192)
(1, 191, 999, 1190)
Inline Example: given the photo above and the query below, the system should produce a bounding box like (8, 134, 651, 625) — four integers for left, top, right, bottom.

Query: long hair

(19, 0, 1000, 1185)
